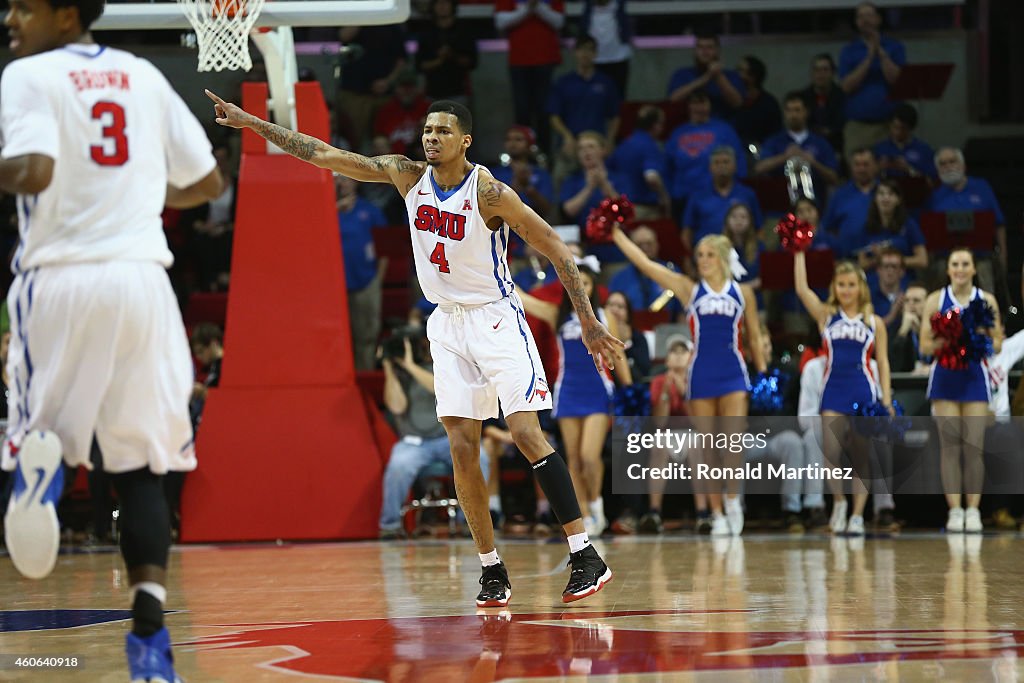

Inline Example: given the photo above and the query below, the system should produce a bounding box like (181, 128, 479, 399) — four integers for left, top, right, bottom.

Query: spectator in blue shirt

(608, 104, 671, 219)
(733, 55, 782, 147)
(665, 90, 746, 218)
(491, 124, 555, 220)
(681, 146, 762, 257)
(874, 104, 936, 180)
(857, 179, 927, 273)
(868, 247, 911, 331)
(581, 0, 633, 98)
(800, 53, 846, 156)
(560, 131, 631, 261)
(666, 32, 744, 120)
(336, 174, 388, 370)
(548, 35, 621, 165)
(755, 92, 840, 195)
(838, 1, 906, 160)
(608, 225, 683, 316)
(722, 203, 765, 291)
(819, 147, 880, 258)
(927, 146, 1008, 291)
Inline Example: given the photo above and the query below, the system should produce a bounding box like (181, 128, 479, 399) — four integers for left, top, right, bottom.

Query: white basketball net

(177, 0, 267, 72)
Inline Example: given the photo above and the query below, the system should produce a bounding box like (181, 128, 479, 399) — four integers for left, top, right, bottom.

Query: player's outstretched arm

(478, 174, 625, 371)
(204, 89, 425, 190)
(0, 154, 54, 195)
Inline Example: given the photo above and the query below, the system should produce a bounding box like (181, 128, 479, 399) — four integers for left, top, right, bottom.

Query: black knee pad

(111, 468, 170, 570)
(532, 452, 581, 525)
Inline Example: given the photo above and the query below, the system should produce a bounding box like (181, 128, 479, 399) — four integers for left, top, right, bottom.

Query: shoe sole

(561, 568, 613, 603)
(5, 431, 63, 580)
(476, 588, 511, 608)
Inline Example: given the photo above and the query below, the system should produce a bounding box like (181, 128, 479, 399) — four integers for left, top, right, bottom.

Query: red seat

(372, 225, 412, 286)
(632, 310, 671, 331)
(893, 176, 932, 210)
(183, 292, 228, 328)
(742, 176, 792, 214)
(626, 218, 689, 270)
(920, 210, 996, 253)
(617, 100, 687, 142)
(759, 250, 836, 290)
(381, 287, 411, 321)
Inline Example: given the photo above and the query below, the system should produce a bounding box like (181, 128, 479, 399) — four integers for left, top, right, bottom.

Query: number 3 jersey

(0, 45, 216, 273)
(404, 164, 516, 306)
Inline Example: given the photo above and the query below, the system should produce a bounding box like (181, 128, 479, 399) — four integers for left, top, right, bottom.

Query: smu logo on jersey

(695, 295, 738, 317)
(414, 206, 466, 241)
(828, 321, 868, 343)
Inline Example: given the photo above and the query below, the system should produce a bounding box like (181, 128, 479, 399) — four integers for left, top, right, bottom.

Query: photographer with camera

(378, 328, 491, 539)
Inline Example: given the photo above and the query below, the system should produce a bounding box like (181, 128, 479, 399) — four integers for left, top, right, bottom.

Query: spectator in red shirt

(495, 0, 565, 153)
(373, 70, 431, 159)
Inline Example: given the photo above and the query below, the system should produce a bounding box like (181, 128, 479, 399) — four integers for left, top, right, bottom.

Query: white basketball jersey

(404, 164, 515, 306)
(0, 44, 216, 273)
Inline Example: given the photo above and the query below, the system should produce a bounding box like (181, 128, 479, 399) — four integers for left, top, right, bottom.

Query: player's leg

(557, 417, 588, 515)
(578, 413, 610, 534)
(960, 401, 989, 532)
(932, 400, 965, 529)
(440, 417, 492, 550)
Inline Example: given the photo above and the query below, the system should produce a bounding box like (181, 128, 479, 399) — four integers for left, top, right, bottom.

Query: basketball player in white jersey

(1, 0, 222, 679)
(207, 91, 621, 606)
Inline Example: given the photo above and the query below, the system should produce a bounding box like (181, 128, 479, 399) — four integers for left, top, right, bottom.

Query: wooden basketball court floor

(1, 533, 1022, 682)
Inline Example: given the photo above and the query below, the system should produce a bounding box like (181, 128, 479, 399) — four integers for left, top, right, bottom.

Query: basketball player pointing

(207, 91, 620, 605)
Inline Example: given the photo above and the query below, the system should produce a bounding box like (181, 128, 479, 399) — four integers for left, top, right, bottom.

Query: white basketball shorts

(2, 261, 196, 474)
(427, 292, 551, 421)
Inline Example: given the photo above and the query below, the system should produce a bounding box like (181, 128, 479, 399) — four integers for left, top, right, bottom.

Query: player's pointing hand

(581, 320, 625, 373)
(205, 89, 250, 129)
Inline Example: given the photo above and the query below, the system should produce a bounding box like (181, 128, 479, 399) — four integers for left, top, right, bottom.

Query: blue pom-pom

(613, 383, 650, 417)
(960, 298, 996, 362)
(852, 399, 910, 441)
(750, 369, 788, 414)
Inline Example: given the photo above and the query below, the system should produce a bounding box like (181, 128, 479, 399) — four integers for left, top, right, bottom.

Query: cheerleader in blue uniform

(795, 253, 893, 536)
(919, 248, 1002, 534)
(612, 227, 767, 536)
(517, 258, 633, 536)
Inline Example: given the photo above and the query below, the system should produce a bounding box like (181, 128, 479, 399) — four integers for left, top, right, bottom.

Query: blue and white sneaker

(126, 627, 183, 683)
(4, 430, 64, 579)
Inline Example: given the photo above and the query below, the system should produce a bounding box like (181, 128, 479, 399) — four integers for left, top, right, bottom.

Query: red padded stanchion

(181, 82, 383, 542)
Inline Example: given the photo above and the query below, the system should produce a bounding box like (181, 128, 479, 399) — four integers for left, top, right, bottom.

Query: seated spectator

(373, 69, 431, 158)
(868, 247, 911, 332)
(608, 105, 671, 219)
(336, 174, 388, 370)
(548, 35, 622, 167)
(873, 103, 936, 179)
(681, 146, 762, 255)
(838, 1, 906, 159)
(640, 335, 692, 533)
(800, 53, 846, 155)
(888, 280, 930, 373)
(560, 131, 631, 260)
(722, 204, 764, 290)
(665, 90, 746, 218)
(819, 147, 880, 257)
(189, 323, 224, 432)
(857, 179, 927, 272)
(415, 0, 478, 105)
(666, 32, 744, 120)
(491, 125, 555, 224)
(378, 334, 491, 539)
(607, 226, 683, 317)
(926, 146, 1008, 291)
(481, 417, 515, 527)
(733, 55, 782, 147)
(186, 144, 236, 292)
(755, 91, 839, 193)
(581, 0, 633, 97)
(604, 290, 652, 380)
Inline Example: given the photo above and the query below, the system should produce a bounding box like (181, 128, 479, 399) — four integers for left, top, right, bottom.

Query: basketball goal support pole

(251, 27, 299, 133)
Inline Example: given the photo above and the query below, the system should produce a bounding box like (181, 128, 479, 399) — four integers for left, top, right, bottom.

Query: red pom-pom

(585, 195, 635, 244)
(930, 309, 968, 370)
(774, 213, 815, 252)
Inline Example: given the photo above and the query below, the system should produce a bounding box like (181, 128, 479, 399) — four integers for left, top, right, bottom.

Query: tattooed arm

(478, 172, 625, 370)
(205, 90, 425, 191)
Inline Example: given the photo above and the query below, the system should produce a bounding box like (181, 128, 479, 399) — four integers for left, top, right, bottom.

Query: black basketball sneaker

(562, 545, 613, 603)
(476, 562, 512, 607)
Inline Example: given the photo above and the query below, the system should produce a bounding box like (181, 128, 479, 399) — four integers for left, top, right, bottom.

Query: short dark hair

(812, 53, 836, 70)
(50, 0, 106, 31)
(426, 100, 473, 135)
(743, 55, 767, 87)
(635, 105, 664, 132)
(891, 103, 919, 129)
(190, 323, 223, 349)
(694, 31, 719, 45)
(784, 91, 810, 108)
(906, 280, 928, 291)
(575, 35, 597, 51)
(850, 146, 876, 160)
(687, 89, 710, 103)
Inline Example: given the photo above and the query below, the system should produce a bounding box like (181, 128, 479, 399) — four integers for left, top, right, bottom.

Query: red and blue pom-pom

(930, 299, 995, 370)
(774, 213, 815, 253)
(585, 195, 635, 243)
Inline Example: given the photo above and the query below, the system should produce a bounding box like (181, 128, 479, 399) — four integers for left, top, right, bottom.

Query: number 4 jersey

(404, 164, 516, 306)
(0, 44, 216, 273)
